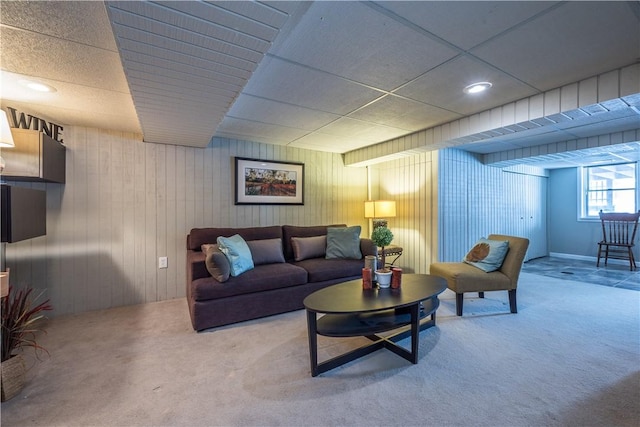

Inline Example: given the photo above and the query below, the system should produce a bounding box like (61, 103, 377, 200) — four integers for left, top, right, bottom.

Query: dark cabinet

(1, 129, 65, 183)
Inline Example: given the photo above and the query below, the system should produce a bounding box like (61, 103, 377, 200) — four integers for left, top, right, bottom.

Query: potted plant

(370, 226, 394, 287)
(1, 286, 52, 401)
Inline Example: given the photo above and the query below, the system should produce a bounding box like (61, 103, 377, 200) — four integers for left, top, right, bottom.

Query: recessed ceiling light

(18, 79, 57, 93)
(463, 82, 492, 94)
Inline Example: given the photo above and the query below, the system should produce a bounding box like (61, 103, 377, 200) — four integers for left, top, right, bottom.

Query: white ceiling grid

(0, 1, 638, 168)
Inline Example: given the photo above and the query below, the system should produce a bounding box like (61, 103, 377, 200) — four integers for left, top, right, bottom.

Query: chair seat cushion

(430, 262, 512, 293)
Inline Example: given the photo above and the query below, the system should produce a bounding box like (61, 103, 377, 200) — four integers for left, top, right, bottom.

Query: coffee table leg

(306, 310, 319, 377)
(410, 302, 420, 363)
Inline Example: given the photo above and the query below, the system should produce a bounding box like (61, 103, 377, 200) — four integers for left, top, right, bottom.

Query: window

(581, 162, 637, 219)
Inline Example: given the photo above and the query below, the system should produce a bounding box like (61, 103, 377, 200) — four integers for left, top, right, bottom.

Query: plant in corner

(1, 286, 52, 401)
(371, 226, 394, 272)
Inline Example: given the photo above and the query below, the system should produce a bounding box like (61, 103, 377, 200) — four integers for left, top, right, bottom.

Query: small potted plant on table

(371, 226, 394, 288)
(1, 286, 52, 401)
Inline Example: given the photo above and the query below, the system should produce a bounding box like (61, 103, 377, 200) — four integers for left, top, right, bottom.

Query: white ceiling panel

(376, 1, 558, 51)
(349, 95, 460, 131)
(396, 55, 538, 115)
(0, 1, 638, 168)
(317, 117, 408, 142)
(241, 56, 384, 115)
(269, 1, 460, 91)
(471, 1, 640, 91)
(227, 95, 340, 130)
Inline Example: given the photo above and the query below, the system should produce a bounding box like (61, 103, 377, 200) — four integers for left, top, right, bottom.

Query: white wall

(5, 126, 368, 317)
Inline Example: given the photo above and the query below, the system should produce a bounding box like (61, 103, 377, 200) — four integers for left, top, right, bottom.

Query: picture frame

(234, 157, 304, 205)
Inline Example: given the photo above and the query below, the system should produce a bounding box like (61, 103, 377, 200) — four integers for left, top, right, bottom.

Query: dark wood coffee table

(303, 274, 447, 376)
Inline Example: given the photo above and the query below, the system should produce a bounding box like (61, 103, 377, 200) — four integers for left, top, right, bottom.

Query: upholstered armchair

(429, 234, 530, 316)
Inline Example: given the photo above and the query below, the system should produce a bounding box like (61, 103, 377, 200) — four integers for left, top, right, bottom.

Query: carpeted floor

(2, 272, 639, 426)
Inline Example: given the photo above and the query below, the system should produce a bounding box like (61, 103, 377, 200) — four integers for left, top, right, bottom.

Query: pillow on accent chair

(201, 244, 231, 283)
(325, 226, 362, 259)
(217, 234, 254, 277)
(291, 235, 327, 261)
(463, 238, 509, 272)
(247, 238, 286, 265)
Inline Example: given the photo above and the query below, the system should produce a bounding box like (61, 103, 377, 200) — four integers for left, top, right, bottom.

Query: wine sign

(5, 106, 64, 143)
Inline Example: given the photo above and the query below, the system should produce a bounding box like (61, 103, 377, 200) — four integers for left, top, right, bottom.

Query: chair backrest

(488, 234, 530, 287)
(599, 210, 640, 245)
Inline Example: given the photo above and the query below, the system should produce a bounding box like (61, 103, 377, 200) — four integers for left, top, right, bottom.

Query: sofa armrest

(360, 238, 378, 257)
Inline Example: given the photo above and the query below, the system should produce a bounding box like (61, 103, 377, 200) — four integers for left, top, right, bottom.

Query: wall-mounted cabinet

(1, 129, 65, 183)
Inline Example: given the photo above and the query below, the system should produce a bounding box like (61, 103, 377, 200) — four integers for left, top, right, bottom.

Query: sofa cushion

(202, 244, 231, 282)
(463, 238, 509, 272)
(282, 224, 346, 261)
(293, 257, 364, 283)
(217, 234, 254, 276)
(188, 226, 283, 251)
(247, 238, 286, 265)
(291, 235, 326, 261)
(191, 263, 308, 301)
(325, 226, 362, 259)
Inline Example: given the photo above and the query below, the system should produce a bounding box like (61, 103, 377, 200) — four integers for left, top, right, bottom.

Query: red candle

(391, 267, 402, 289)
(362, 268, 372, 289)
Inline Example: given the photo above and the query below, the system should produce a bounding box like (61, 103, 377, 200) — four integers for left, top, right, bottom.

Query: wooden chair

(597, 210, 640, 271)
(430, 235, 529, 316)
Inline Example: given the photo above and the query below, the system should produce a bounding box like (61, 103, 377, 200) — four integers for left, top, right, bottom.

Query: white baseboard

(548, 252, 631, 266)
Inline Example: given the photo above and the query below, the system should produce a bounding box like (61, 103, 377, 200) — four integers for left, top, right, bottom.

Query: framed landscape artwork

(234, 157, 305, 205)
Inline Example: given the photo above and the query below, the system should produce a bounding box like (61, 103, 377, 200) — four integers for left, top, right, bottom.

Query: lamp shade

(0, 110, 15, 148)
(364, 200, 396, 219)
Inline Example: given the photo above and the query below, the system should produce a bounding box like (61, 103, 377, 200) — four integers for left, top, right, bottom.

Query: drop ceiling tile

(319, 117, 409, 142)
(216, 117, 309, 143)
(226, 95, 340, 131)
(1, 27, 129, 92)
(396, 55, 537, 115)
(242, 56, 384, 115)
(289, 132, 374, 153)
(0, 1, 117, 50)
(471, 1, 640, 91)
(269, 1, 459, 91)
(349, 95, 461, 131)
(376, 1, 557, 51)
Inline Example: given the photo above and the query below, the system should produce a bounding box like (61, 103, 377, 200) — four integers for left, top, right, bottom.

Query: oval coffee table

(303, 274, 447, 376)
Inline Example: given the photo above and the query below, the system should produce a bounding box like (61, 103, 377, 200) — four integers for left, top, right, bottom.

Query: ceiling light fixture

(463, 82, 492, 94)
(18, 79, 57, 93)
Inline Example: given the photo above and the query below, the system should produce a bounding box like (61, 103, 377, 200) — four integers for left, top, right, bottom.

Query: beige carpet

(2, 272, 639, 427)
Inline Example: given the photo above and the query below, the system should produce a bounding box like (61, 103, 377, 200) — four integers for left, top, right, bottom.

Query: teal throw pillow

(325, 226, 362, 259)
(463, 238, 509, 272)
(217, 234, 254, 277)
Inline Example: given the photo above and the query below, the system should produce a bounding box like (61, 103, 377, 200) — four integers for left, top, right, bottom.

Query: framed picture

(234, 157, 304, 205)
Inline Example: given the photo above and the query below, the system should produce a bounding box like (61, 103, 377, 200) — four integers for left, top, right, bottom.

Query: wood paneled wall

(5, 127, 368, 317)
(437, 148, 548, 262)
(369, 151, 439, 274)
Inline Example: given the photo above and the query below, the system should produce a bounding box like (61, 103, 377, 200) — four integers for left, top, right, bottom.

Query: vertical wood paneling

(5, 128, 368, 317)
(436, 148, 547, 262)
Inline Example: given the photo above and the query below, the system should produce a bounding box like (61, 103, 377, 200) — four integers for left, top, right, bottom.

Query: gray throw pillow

(325, 226, 362, 259)
(246, 238, 285, 265)
(202, 244, 231, 282)
(291, 235, 327, 261)
(463, 238, 509, 272)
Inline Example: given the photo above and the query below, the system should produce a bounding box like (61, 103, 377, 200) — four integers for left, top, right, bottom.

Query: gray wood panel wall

(4, 127, 368, 317)
(437, 148, 548, 262)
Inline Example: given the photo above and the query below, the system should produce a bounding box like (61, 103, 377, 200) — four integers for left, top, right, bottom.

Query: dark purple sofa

(186, 224, 377, 331)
